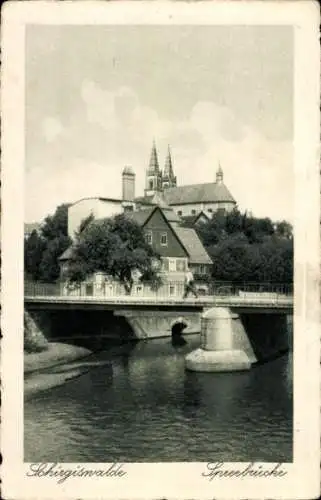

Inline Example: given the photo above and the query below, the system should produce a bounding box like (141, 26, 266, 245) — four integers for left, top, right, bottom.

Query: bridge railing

(24, 280, 293, 300)
(207, 282, 293, 297)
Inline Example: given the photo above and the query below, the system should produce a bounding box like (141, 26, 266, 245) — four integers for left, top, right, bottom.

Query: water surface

(24, 335, 293, 462)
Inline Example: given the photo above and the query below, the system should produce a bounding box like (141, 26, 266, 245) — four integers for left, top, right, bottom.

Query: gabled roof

(180, 212, 209, 227)
(173, 226, 212, 265)
(126, 205, 181, 227)
(125, 207, 155, 226)
(163, 182, 236, 205)
(59, 245, 75, 261)
(59, 206, 212, 267)
(161, 208, 181, 224)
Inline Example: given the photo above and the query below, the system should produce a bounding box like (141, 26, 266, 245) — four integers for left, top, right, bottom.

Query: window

(85, 283, 94, 296)
(177, 210, 182, 216)
(145, 231, 152, 245)
(176, 259, 186, 272)
(149, 179, 153, 190)
(208, 208, 213, 213)
(160, 232, 168, 246)
(169, 285, 176, 296)
(162, 258, 169, 271)
(191, 209, 196, 215)
(168, 259, 176, 272)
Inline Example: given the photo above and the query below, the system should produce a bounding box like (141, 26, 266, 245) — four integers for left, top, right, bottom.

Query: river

(24, 334, 293, 463)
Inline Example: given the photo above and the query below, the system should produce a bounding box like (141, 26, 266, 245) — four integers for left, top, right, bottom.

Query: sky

(25, 25, 293, 223)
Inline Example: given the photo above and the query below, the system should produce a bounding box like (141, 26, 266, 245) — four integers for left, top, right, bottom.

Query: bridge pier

(185, 307, 255, 372)
(185, 307, 290, 372)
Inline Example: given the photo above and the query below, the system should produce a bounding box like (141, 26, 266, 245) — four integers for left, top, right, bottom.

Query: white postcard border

(1, 2, 320, 499)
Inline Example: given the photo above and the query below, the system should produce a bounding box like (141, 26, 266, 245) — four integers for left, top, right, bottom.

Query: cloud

(42, 117, 64, 143)
(26, 82, 293, 223)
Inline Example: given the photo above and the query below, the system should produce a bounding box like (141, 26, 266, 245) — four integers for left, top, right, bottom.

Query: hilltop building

(135, 142, 236, 218)
(60, 141, 239, 293)
(67, 141, 236, 239)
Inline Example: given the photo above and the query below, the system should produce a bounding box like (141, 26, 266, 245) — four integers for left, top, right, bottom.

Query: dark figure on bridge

(183, 268, 198, 299)
(171, 317, 188, 346)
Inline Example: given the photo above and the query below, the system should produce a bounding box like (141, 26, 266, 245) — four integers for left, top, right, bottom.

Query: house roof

(163, 182, 236, 205)
(59, 245, 75, 261)
(122, 166, 135, 175)
(125, 207, 155, 226)
(180, 212, 209, 227)
(135, 195, 155, 205)
(59, 206, 211, 267)
(126, 205, 181, 226)
(173, 226, 212, 265)
(70, 197, 122, 208)
(161, 208, 182, 224)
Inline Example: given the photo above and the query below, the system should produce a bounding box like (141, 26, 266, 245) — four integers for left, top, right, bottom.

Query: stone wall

(24, 310, 49, 353)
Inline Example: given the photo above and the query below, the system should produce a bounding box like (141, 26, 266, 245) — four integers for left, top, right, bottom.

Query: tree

(275, 220, 293, 240)
(196, 210, 227, 246)
(225, 207, 244, 235)
(208, 233, 293, 285)
(64, 214, 162, 293)
(76, 213, 95, 237)
(40, 203, 70, 240)
(209, 233, 251, 283)
(24, 203, 72, 282)
(39, 235, 72, 282)
(24, 230, 46, 280)
(242, 215, 274, 243)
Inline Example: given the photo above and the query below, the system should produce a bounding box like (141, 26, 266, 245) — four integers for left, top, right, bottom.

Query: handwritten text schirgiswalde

(27, 462, 127, 483)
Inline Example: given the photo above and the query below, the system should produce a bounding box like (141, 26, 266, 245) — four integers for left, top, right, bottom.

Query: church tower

(144, 141, 163, 196)
(216, 163, 224, 184)
(162, 145, 177, 189)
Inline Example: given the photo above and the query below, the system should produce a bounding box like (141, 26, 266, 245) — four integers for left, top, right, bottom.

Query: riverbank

(25, 342, 93, 374)
(24, 342, 97, 398)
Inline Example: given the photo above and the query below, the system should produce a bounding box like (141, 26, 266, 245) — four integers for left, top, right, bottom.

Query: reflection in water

(172, 336, 187, 347)
(171, 318, 188, 347)
(24, 334, 292, 463)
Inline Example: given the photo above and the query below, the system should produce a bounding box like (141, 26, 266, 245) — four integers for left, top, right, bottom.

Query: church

(61, 142, 238, 292)
(67, 141, 236, 239)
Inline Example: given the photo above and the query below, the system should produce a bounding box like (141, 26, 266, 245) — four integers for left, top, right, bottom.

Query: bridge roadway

(24, 294, 293, 314)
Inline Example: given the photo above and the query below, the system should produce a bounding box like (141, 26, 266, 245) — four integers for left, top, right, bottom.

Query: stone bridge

(25, 281, 293, 368)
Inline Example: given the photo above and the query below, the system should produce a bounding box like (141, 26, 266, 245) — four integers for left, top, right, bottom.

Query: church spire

(145, 140, 162, 196)
(164, 145, 173, 177)
(216, 163, 223, 184)
(162, 145, 177, 189)
(147, 140, 160, 174)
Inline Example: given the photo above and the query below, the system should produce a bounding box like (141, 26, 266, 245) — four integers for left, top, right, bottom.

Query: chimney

(122, 166, 135, 201)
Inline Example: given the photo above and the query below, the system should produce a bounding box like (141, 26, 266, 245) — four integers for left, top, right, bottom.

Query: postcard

(1, 1, 320, 499)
